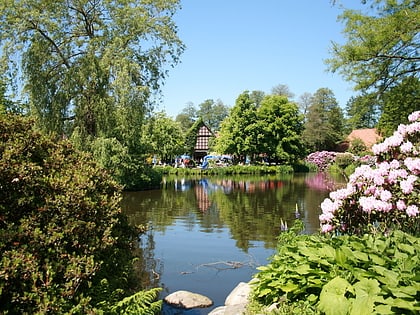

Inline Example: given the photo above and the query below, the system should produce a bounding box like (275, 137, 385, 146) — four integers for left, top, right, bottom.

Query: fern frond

(110, 288, 162, 315)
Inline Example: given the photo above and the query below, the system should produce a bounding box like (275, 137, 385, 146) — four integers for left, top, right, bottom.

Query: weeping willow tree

(0, 0, 184, 188)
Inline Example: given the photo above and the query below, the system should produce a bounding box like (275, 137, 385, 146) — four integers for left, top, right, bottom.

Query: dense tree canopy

(327, 0, 419, 94)
(197, 99, 230, 132)
(377, 76, 420, 136)
(142, 111, 184, 163)
(345, 93, 380, 131)
(214, 92, 259, 161)
(257, 95, 305, 164)
(0, 0, 184, 143)
(214, 91, 305, 164)
(303, 88, 345, 151)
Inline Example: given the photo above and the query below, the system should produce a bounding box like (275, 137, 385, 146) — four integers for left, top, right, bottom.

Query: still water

(121, 172, 345, 314)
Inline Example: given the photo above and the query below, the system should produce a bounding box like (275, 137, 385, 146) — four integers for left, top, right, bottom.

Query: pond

(121, 172, 346, 314)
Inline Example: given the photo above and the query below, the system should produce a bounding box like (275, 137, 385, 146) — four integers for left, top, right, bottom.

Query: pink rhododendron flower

(408, 111, 420, 122)
(319, 111, 420, 234)
(406, 205, 419, 217)
(396, 200, 406, 211)
(321, 224, 333, 233)
(404, 158, 420, 174)
(400, 175, 417, 194)
(388, 168, 408, 183)
(380, 190, 392, 202)
(400, 141, 413, 154)
(406, 121, 420, 134)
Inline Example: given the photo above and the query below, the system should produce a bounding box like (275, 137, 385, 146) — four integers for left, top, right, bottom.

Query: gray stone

(164, 290, 213, 309)
(208, 304, 247, 315)
(225, 282, 251, 306)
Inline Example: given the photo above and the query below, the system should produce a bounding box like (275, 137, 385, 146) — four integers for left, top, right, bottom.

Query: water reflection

(122, 173, 345, 314)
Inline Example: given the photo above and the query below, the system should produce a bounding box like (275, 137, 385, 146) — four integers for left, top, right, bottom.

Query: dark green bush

(0, 114, 149, 314)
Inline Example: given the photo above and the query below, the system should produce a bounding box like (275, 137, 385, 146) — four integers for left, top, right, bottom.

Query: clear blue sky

(158, 0, 364, 118)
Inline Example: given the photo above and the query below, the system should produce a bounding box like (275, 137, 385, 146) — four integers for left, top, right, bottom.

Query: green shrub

(0, 114, 158, 314)
(252, 222, 420, 314)
(334, 152, 355, 169)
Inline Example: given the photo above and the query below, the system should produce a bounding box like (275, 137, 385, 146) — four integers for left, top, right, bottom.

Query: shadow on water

(121, 172, 346, 314)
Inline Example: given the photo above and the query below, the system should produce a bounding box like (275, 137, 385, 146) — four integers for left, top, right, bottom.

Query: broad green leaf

(318, 277, 353, 315)
(391, 298, 418, 310)
(350, 278, 381, 315)
(374, 304, 394, 314)
(398, 243, 415, 255)
(295, 264, 311, 275)
(279, 282, 299, 293)
(370, 266, 399, 286)
(369, 253, 385, 265)
(320, 244, 336, 259)
(352, 250, 369, 262)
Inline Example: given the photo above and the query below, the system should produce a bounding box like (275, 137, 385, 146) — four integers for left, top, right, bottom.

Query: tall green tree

(197, 99, 230, 132)
(327, 0, 419, 94)
(214, 91, 259, 161)
(345, 92, 380, 131)
(142, 111, 184, 163)
(377, 76, 420, 136)
(257, 95, 305, 164)
(303, 88, 344, 151)
(175, 102, 197, 132)
(271, 84, 295, 99)
(0, 0, 184, 144)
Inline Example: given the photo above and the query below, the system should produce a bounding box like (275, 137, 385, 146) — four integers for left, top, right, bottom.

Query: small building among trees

(184, 118, 215, 161)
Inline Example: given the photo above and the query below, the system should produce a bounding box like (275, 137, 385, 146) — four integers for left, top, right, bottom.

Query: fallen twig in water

(179, 255, 259, 275)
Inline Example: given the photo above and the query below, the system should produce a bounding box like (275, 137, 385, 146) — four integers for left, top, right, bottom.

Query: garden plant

(251, 111, 420, 314)
(0, 114, 161, 314)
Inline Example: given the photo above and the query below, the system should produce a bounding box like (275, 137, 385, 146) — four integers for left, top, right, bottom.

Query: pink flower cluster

(320, 111, 420, 235)
(305, 151, 337, 171)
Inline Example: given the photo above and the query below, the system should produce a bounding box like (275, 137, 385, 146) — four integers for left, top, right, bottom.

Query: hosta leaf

(369, 253, 385, 265)
(391, 298, 419, 310)
(398, 243, 415, 255)
(318, 277, 353, 315)
(257, 288, 272, 297)
(389, 285, 417, 298)
(295, 264, 311, 275)
(320, 244, 336, 259)
(279, 282, 299, 293)
(350, 278, 381, 315)
(374, 304, 394, 314)
(352, 250, 369, 262)
(370, 266, 399, 286)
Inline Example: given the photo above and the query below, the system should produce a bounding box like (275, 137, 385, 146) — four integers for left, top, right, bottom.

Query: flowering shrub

(305, 151, 337, 171)
(319, 111, 420, 235)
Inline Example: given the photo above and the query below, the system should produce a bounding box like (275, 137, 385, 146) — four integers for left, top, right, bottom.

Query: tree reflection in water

(121, 173, 346, 314)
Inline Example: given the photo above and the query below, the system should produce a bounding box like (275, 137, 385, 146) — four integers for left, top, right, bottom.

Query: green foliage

(0, 0, 184, 139)
(215, 91, 305, 164)
(348, 138, 368, 156)
(252, 223, 420, 314)
(214, 91, 259, 159)
(109, 288, 162, 315)
(197, 99, 230, 132)
(257, 95, 306, 164)
(334, 152, 355, 170)
(159, 164, 294, 176)
(303, 88, 345, 151)
(345, 93, 379, 131)
(0, 0, 184, 189)
(377, 77, 420, 137)
(0, 114, 149, 313)
(142, 111, 185, 163)
(327, 0, 420, 93)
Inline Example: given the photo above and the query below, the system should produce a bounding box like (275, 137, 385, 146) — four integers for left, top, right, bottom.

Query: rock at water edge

(164, 290, 213, 309)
